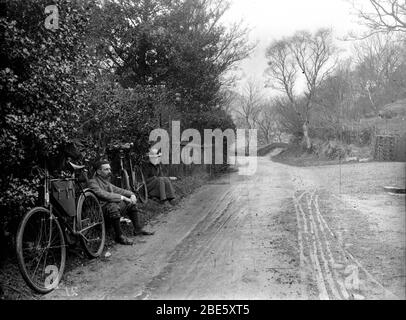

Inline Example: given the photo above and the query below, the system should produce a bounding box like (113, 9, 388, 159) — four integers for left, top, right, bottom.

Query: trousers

(146, 177, 175, 201)
(102, 201, 142, 232)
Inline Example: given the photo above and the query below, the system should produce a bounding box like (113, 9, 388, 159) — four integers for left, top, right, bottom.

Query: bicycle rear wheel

(16, 207, 66, 293)
(132, 165, 148, 203)
(76, 191, 105, 258)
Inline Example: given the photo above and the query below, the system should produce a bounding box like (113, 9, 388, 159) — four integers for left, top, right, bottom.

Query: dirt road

(46, 157, 405, 300)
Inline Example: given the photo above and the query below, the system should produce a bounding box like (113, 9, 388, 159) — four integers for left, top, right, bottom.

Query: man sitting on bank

(88, 160, 154, 245)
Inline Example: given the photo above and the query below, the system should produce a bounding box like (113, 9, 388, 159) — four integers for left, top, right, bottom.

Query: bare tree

(264, 40, 297, 104)
(265, 28, 338, 148)
(274, 96, 307, 139)
(218, 86, 239, 115)
(232, 80, 263, 129)
(353, 33, 406, 115)
(255, 101, 283, 144)
(351, 0, 406, 35)
(313, 60, 356, 136)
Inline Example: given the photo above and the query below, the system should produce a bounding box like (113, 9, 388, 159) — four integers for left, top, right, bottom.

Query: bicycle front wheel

(16, 207, 66, 294)
(76, 191, 105, 258)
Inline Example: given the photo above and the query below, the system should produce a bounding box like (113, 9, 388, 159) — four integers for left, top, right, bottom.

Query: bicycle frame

(42, 167, 91, 240)
(128, 151, 136, 191)
(117, 149, 131, 190)
(17, 160, 105, 293)
(109, 143, 148, 203)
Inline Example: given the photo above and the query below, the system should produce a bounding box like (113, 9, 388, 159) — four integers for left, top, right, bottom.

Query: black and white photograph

(0, 0, 405, 304)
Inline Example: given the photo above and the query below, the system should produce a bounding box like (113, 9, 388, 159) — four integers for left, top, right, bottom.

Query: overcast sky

(222, 0, 368, 96)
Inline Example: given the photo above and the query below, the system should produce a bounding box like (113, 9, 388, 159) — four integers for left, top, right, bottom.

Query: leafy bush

(0, 0, 248, 239)
(0, 0, 95, 225)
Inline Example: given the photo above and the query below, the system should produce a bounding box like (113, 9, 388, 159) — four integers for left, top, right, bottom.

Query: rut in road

(135, 184, 245, 299)
(294, 189, 399, 300)
(136, 168, 302, 300)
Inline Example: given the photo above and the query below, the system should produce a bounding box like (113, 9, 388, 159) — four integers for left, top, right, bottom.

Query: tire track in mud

(99, 185, 237, 300)
(295, 191, 329, 299)
(307, 191, 338, 299)
(312, 194, 349, 300)
(134, 184, 247, 299)
(294, 189, 400, 300)
(294, 190, 350, 299)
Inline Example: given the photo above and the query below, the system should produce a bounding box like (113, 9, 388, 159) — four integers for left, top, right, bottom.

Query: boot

(112, 218, 133, 245)
(116, 235, 134, 245)
(168, 198, 177, 206)
(127, 210, 155, 236)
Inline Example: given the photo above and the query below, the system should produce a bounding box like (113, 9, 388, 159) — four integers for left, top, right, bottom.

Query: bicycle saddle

(68, 161, 85, 170)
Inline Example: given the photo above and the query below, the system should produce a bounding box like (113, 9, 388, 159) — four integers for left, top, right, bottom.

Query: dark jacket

(88, 173, 134, 205)
(143, 163, 164, 183)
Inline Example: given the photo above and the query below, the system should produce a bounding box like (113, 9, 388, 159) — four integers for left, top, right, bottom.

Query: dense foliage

(0, 0, 95, 224)
(0, 0, 251, 232)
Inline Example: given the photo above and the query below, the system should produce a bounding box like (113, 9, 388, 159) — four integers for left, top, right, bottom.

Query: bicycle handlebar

(108, 142, 134, 151)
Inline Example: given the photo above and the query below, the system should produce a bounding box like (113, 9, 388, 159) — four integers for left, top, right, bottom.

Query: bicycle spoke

(49, 222, 62, 248)
(25, 248, 45, 270)
(31, 248, 46, 283)
(40, 216, 52, 280)
(32, 219, 53, 283)
(36, 216, 44, 249)
(42, 216, 53, 274)
(25, 214, 59, 287)
(18, 206, 67, 292)
(80, 221, 103, 233)
(78, 192, 105, 257)
(28, 216, 48, 279)
(41, 249, 49, 286)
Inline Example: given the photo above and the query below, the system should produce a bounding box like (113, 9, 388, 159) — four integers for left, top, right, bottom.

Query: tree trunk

(303, 121, 311, 149)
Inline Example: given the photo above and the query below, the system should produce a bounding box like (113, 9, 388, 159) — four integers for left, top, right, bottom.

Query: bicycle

(15, 159, 106, 293)
(109, 143, 149, 204)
